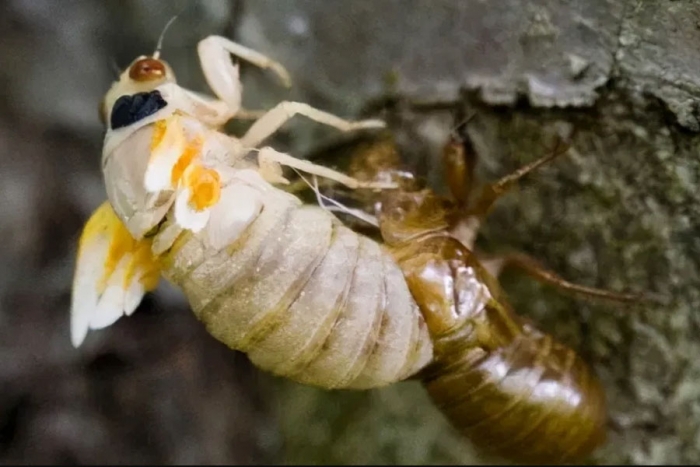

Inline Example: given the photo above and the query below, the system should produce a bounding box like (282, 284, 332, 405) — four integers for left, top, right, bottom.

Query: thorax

(101, 104, 245, 240)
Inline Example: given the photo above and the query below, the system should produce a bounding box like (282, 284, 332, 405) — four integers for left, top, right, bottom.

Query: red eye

(128, 57, 166, 82)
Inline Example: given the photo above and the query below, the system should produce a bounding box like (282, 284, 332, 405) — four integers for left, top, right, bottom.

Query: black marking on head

(110, 90, 167, 130)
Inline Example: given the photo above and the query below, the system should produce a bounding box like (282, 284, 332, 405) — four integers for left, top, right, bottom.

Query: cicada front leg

(70, 201, 161, 347)
(152, 36, 293, 130)
(440, 122, 655, 305)
(464, 136, 572, 221)
(447, 133, 572, 251)
(198, 35, 292, 110)
(190, 35, 293, 127)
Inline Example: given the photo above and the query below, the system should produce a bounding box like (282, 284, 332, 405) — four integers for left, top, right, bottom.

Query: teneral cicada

(71, 33, 434, 391)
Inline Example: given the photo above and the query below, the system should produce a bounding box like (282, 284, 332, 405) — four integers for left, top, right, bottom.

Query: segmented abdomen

(422, 328, 607, 464)
(162, 186, 433, 390)
(387, 232, 607, 464)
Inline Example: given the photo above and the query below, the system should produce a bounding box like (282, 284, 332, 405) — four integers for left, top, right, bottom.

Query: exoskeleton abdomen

(423, 329, 607, 464)
(160, 185, 433, 390)
(388, 231, 607, 464)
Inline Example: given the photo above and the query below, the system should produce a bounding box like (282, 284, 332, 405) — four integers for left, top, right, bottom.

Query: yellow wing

(70, 201, 161, 347)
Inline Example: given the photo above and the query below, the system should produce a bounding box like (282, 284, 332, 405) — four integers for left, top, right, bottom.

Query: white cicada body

(70, 34, 432, 390)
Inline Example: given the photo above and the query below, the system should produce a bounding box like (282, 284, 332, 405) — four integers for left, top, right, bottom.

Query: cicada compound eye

(128, 57, 167, 82)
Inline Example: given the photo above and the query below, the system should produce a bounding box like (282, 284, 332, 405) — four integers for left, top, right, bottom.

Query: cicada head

(98, 49, 182, 240)
(100, 56, 177, 128)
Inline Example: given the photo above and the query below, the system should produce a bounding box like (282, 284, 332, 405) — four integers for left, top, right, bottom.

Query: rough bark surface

(1, 0, 698, 464)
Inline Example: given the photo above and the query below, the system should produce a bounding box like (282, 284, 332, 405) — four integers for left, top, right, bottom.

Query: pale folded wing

(70, 201, 161, 347)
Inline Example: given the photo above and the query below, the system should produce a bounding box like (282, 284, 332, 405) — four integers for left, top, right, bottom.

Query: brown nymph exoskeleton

(299, 115, 646, 465)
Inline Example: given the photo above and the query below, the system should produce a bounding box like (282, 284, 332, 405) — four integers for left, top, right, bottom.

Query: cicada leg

(465, 137, 572, 220)
(257, 146, 397, 190)
(432, 116, 657, 306)
(446, 133, 572, 250)
(195, 35, 291, 124)
(477, 250, 660, 305)
(441, 111, 478, 208)
(241, 101, 385, 148)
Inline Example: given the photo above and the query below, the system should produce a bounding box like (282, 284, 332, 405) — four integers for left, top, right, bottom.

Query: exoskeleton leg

(435, 122, 654, 305)
(448, 137, 572, 249)
(241, 101, 386, 148)
(466, 137, 571, 220)
(477, 251, 652, 304)
(442, 113, 478, 207)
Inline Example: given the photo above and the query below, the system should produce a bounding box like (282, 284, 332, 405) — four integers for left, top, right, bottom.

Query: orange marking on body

(171, 138, 203, 185)
(87, 209, 137, 293)
(100, 225, 137, 293)
(78, 202, 162, 294)
(184, 165, 221, 211)
(123, 239, 161, 292)
(78, 203, 131, 293)
(150, 119, 168, 152)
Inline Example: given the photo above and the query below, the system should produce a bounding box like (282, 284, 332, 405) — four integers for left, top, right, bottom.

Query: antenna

(152, 13, 181, 59)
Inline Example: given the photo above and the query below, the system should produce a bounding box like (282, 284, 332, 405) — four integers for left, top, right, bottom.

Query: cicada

(71, 33, 435, 390)
(70, 26, 644, 465)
